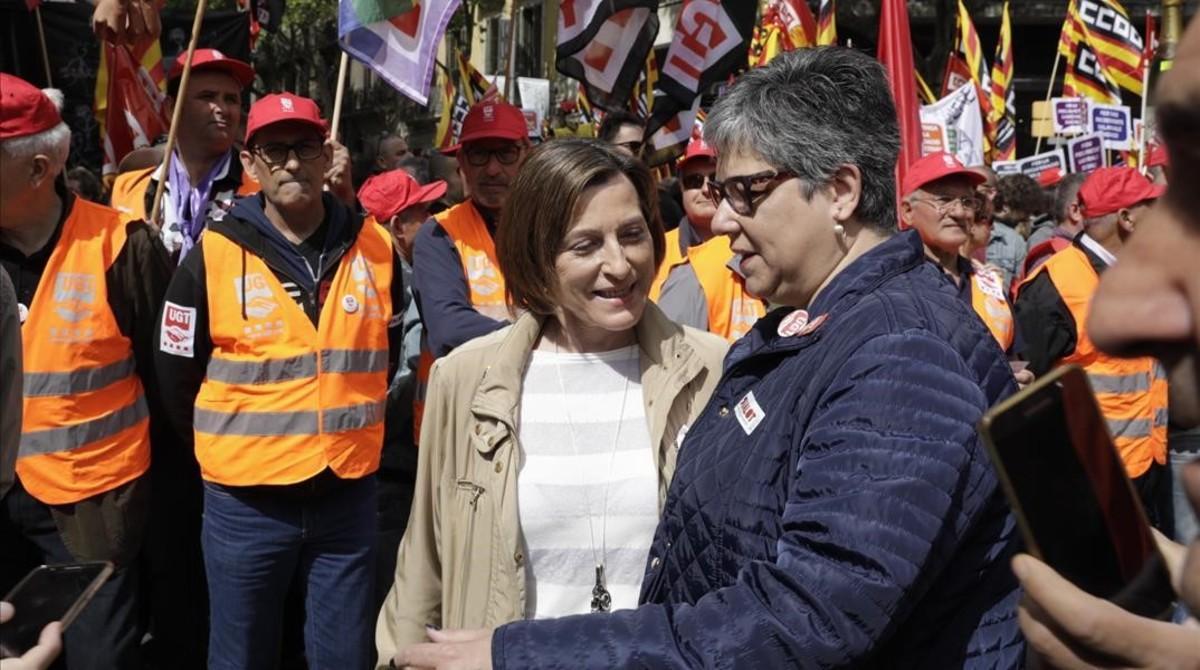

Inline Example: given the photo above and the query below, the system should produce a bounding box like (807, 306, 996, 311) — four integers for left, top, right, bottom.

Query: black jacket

(154, 194, 405, 454)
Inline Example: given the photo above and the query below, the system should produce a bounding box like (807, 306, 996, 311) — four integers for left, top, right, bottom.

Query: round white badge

(342, 294, 359, 314)
(18, 303, 29, 323)
(777, 309, 809, 337)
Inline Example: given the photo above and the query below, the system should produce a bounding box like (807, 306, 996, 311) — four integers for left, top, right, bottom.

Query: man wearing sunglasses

(651, 137, 765, 341)
(900, 152, 1025, 361)
(154, 93, 405, 667)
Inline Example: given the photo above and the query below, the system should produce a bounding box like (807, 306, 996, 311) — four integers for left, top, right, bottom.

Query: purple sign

(1052, 98, 1088, 135)
(1067, 133, 1106, 174)
(1088, 103, 1133, 150)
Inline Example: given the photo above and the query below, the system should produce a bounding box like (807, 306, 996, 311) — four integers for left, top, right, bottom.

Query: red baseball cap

(168, 48, 254, 88)
(447, 100, 526, 153)
(1078, 166, 1165, 218)
(1037, 167, 1065, 188)
(902, 152, 986, 196)
(677, 136, 717, 170)
(244, 93, 327, 144)
(0, 73, 61, 140)
(358, 169, 447, 222)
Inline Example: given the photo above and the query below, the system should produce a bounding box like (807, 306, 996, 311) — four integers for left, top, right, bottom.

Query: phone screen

(983, 366, 1174, 618)
(0, 562, 113, 658)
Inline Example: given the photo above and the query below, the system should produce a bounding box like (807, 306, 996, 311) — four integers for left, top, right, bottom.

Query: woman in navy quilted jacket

(396, 46, 1025, 670)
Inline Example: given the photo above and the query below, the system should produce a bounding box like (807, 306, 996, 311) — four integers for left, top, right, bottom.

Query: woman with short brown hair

(375, 139, 727, 667)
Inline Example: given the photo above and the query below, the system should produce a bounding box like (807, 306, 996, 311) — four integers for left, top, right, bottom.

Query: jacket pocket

(451, 479, 486, 627)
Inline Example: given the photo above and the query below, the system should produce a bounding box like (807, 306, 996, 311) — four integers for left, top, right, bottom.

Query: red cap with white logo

(244, 93, 327, 144)
(901, 152, 986, 197)
(446, 100, 526, 153)
(168, 48, 255, 88)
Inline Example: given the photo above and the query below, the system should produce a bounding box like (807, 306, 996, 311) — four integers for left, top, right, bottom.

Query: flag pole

(504, 1, 519, 102)
(330, 51, 350, 141)
(34, 6, 53, 86)
(148, 0, 210, 229)
(1034, 50, 1062, 155)
(1137, 53, 1153, 173)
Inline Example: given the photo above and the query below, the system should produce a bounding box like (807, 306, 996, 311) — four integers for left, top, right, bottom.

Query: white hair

(0, 88, 71, 175)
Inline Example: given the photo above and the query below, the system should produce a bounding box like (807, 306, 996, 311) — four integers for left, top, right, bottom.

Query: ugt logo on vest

(52, 272, 95, 323)
(233, 273, 280, 319)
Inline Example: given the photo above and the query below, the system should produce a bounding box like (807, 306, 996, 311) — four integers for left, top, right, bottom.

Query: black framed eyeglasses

(251, 140, 325, 165)
(463, 144, 522, 167)
(912, 195, 980, 215)
(704, 169, 797, 216)
(680, 172, 713, 191)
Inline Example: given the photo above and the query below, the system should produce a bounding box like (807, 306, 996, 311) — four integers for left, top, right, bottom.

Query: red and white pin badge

(778, 309, 828, 338)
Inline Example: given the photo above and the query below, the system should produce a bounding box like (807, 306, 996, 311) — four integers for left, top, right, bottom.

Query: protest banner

(992, 160, 1022, 177)
(1088, 102, 1133, 150)
(1051, 97, 1089, 135)
(919, 82, 985, 167)
(337, 0, 461, 106)
(1018, 149, 1068, 181)
(1066, 133, 1107, 173)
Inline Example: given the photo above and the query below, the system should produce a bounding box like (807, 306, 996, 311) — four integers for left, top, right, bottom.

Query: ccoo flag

(338, 0, 461, 106)
(1059, 0, 1122, 103)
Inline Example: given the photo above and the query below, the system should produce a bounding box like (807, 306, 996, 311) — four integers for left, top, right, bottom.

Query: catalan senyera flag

(989, 1, 1016, 161)
(1059, 0, 1122, 103)
(1073, 0, 1145, 94)
(816, 0, 836, 46)
(435, 67, 471, 149)
(956, 0, 993, 135)
(456, 51, 496, 105)
(632, 49, 657, 118)
(749, 0, 816, 67)
(915, 69, 937, 105)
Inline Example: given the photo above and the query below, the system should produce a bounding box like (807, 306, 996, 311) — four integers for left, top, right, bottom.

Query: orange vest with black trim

(110, 163, 260, 224)
(650, 230, 765, 342)
(193, 223, 393, 486)
(968, 260, 1015, 352)
(1019, 246, 1168, 478)
(17, 199, 150, 505)
(413, 201, 509, 443)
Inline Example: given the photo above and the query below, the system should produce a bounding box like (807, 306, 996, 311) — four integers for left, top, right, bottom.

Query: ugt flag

(338, 0, 460, 105)
(556, 0, 660, 112)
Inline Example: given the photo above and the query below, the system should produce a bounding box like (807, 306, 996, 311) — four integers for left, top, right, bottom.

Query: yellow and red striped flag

(1076, 0, 1145, 94)
(989, 1, 1016, 161)
(816, 0, 837, 46)
(956, 0, 993, 148)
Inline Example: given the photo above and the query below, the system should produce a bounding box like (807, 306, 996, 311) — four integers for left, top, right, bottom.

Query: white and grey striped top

(516, 345, 660, 619)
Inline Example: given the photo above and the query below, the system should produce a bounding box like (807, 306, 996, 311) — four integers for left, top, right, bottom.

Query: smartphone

(0, 561, 113, 658)
(979, 365, 1175, 618)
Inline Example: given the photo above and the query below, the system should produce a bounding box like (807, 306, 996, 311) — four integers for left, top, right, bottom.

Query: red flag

(101, 44, 169, 174)
(877, 0, 921, 198)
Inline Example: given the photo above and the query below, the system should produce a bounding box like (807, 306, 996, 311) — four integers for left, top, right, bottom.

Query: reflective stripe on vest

(687, 235, 765, 342)
(1020, 246, 1168, 477)
(194, 222, 393, 485)
(969, 262, 1015, 352)
(413, 202, 508, 445)
(16, 198, 151, 504)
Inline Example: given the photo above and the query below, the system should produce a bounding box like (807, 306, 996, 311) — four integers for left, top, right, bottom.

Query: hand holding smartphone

(979, 365, 1176, 618)
(0, 562, 113, 659)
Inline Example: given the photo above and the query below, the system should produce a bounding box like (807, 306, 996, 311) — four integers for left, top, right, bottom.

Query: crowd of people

(1, 12, 1199, 670)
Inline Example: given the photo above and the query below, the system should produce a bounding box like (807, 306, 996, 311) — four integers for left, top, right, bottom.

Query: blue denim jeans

(1169, 427, 1200, 544)
(202, 473, 376, 670)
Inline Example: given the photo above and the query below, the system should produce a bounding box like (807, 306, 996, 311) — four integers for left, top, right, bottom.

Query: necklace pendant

(590, 565, 612, 613)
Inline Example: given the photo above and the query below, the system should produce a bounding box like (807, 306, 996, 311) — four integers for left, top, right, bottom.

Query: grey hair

(705, 47, 901, 231)
(1053, 172, 1087, 224)
(0, 87, 71, 175)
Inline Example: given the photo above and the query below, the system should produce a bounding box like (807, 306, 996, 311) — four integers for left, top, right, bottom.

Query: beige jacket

(375, 304, 727, 665)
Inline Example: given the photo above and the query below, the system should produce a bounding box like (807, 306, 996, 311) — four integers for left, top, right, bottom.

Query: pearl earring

(833, 223, 846, 237)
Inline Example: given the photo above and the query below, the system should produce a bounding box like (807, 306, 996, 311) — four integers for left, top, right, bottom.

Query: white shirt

(516, 345, 659, 619)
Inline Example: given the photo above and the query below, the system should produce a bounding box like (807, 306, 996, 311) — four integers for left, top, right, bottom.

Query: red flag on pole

(877, 0, 921, 203)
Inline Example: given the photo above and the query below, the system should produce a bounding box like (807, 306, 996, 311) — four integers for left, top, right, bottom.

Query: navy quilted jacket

(493, 231, 1025, 669)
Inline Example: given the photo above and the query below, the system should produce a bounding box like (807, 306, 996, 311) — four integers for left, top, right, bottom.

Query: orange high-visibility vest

(649, 227, 686, 301)
(413, 201, 509, 444)
(193, 223, 393, 486)
(968, 260, 1015, 352)
(110, 162, 260, 224)
(650, 230, 764, 342)
(1019, 246, 1168, 478)
(687, 236, 765, 341)
(17, 199, 150, 505)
